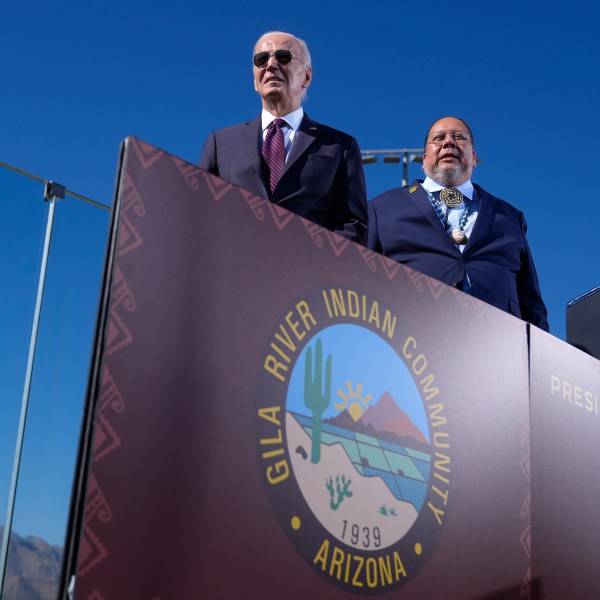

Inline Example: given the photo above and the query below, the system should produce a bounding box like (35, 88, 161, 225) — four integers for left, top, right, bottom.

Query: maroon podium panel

(71, 138, 531, 599)
(530, 328, 600, 599)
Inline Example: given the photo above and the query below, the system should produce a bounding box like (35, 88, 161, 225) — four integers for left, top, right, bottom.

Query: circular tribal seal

(255, 290, 450, 594)
(439, 187, 463, 208)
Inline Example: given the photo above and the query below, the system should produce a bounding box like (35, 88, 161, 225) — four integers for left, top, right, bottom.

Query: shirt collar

(261, 107, 304, 132)
(422, 176, 474, 200)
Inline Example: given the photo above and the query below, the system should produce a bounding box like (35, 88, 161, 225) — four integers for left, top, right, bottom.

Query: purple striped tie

(262, 118, 286, 193)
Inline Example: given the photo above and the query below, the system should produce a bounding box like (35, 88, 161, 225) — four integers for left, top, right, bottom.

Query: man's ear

(303, 67, 313, 89)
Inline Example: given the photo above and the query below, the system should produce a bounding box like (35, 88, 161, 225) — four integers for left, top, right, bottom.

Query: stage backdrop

(67, 138, 536, 599)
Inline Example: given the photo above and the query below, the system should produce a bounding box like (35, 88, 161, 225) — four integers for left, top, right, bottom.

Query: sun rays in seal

(335, 381, 372, 421)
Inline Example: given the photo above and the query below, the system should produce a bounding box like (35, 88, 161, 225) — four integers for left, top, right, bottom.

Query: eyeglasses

(253, 49, 300, 68)
(427, 131, 472, 145)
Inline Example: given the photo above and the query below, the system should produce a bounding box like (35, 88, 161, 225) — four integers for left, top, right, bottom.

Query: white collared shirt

(261, 107, 304, 161)
(422, 176, 479, 252)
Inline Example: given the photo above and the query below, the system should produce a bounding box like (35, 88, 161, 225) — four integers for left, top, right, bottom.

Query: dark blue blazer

(199, 113, 368, 245)
(368, 181, 549, 331)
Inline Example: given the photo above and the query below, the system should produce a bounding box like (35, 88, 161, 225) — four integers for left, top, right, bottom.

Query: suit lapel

(464, 185, 494, 252)
(243, 115, 269, 192)
(283, 113, 319, 174)
(408, 182, 458, 250)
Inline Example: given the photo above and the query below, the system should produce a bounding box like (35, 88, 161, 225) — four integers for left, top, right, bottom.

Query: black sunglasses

(253, 49, 299, 68)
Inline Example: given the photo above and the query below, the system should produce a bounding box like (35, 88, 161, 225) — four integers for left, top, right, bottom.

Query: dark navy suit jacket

(367, 181, 549, 331)
(199, 113, 368, 245)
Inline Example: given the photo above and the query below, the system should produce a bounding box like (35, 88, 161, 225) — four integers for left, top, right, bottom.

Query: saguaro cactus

(304, 339, 332, 463)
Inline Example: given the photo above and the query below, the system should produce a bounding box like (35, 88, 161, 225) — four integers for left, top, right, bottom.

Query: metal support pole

(0, 182, 63, 594)
(402, 152, 409, 187)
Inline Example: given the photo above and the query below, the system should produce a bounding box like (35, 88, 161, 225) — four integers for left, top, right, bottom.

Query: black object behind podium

(566, 285, 600, 360)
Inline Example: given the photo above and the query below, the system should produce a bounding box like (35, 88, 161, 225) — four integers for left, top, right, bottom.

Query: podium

(61, 138, 600, 599)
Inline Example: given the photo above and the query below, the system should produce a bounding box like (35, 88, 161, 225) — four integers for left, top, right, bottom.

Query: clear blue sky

(1, 0, 598, 546)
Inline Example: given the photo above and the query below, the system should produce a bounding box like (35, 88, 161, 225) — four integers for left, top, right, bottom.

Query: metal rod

(0, 161, 110, 211)
(0, 196, 57, 593)
(360, 148, 423, 155)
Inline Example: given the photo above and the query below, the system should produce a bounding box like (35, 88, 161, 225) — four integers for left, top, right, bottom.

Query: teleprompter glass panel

(0, 163, 109, 599)
(0, 166, 48, 557)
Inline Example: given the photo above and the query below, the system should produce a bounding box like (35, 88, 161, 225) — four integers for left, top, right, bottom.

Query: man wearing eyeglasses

(199, 31, 368, 245)
(367, 116, 549, 331)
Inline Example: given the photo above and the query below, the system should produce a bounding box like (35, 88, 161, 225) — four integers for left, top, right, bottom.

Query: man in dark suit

(367, 116, 549, 331)
(199, 31, 368, 245)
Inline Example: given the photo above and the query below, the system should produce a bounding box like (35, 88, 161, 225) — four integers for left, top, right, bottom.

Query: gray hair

(253, 31, 312, 67)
